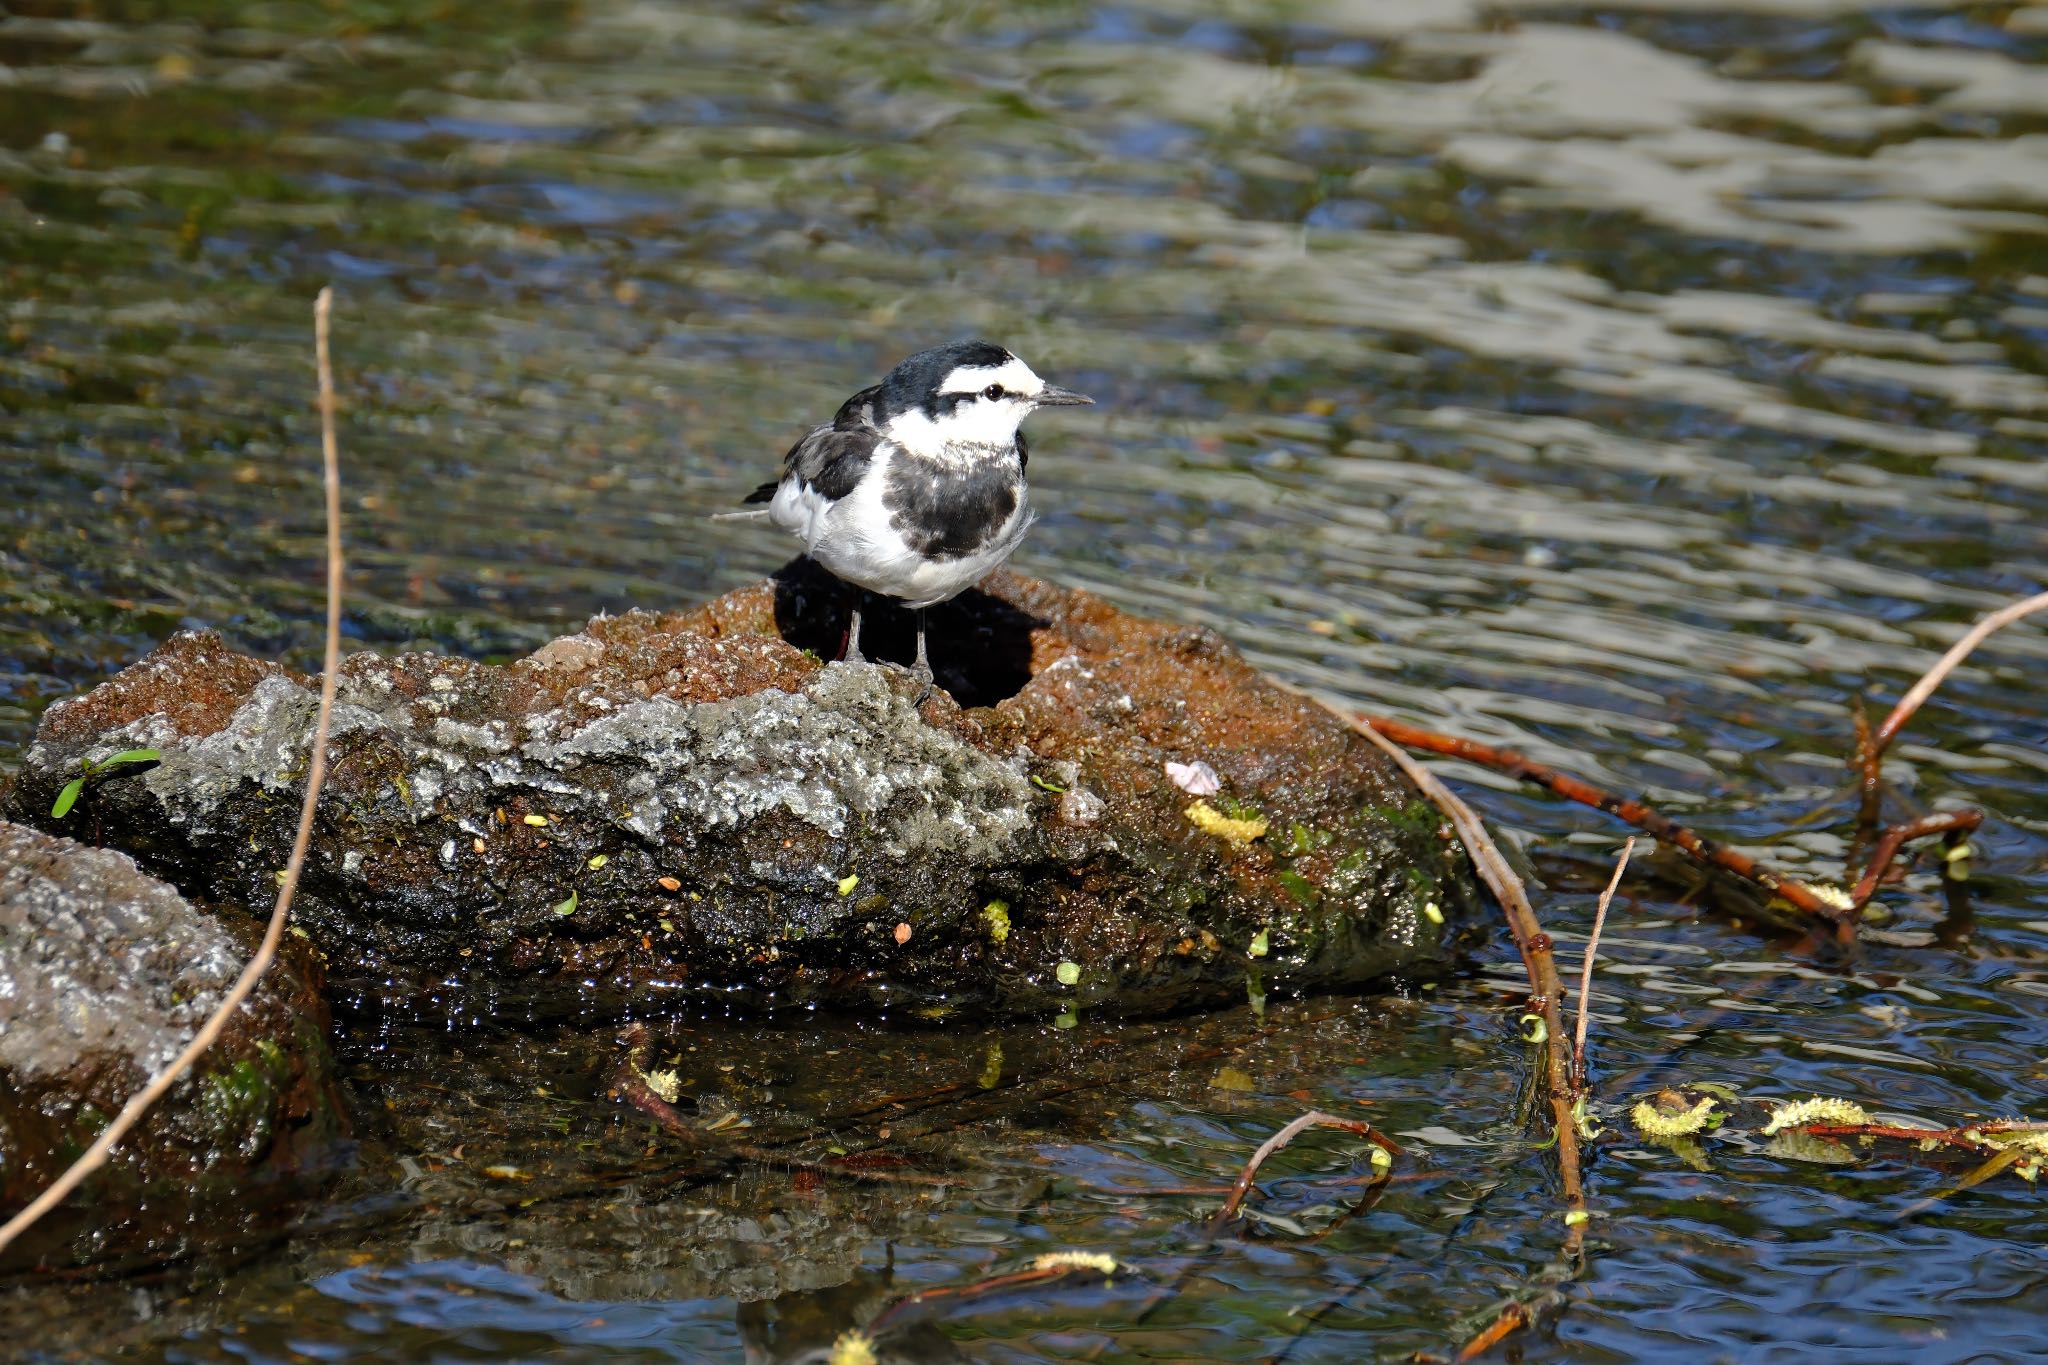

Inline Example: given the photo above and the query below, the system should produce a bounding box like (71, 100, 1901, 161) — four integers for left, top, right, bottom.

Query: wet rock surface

(4, 564, 1484, 1019)
(0, 821, 346, 1266)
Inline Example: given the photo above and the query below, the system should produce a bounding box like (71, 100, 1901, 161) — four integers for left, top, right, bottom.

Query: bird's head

(873, 340, 1092, 460)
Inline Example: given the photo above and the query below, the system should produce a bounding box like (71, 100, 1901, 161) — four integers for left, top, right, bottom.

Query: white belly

(772, 453, 1032, 608)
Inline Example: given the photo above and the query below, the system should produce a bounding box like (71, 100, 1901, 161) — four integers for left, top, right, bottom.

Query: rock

(0, 821, 345, 1266)
(3, 563, 1485, 1019)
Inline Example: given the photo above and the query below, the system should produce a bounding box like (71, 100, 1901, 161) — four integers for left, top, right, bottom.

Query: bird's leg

(843, 598, 867, 664)
(910, 608, 934, 702)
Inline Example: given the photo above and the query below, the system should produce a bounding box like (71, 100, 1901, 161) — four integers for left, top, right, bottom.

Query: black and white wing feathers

(741, 383, 884, 506)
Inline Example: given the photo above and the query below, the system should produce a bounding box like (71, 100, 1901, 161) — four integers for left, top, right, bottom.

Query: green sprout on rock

(51, 749, 161, 819)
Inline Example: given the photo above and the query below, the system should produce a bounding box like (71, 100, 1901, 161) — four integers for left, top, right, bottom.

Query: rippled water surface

(5, 0, 2048, 1360)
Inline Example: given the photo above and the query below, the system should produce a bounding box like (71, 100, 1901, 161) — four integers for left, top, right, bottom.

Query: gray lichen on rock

(529, 667, 1031, 855)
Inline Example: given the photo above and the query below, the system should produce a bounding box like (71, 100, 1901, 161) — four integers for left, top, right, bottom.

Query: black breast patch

(885, 454, 1020, 560)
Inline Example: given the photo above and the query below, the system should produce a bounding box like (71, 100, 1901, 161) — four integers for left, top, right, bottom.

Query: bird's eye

(982, 384, 1005, 400)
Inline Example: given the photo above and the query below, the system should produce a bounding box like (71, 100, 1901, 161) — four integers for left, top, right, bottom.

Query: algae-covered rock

(3, 563, 1485, 1019)
(0, 821, 345, 1267)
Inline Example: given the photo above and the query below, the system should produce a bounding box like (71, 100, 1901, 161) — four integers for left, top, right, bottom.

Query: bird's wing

(784, 425, 881, 500)
(737, 384, 885, 506)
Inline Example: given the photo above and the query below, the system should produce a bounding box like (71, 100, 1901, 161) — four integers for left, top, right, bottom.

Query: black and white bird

(725, 340, 1093, 689)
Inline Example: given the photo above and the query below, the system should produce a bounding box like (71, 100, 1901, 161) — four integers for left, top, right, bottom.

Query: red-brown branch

(1207, 1110, 1399, 1233)
(1332, 712, 1584, 1207)
(1858, 590, 2048, 841)
(1847, 810, 1982, 907)
(1361, 715, 1854, 927)
(868, 1257, 1123, 1335)
(1458, 1303, 1532, 1361)
(1794, 1118, 2048, 1156)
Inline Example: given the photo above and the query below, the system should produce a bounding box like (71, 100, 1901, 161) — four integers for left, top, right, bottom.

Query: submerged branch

(1360, 715, 1856, 928)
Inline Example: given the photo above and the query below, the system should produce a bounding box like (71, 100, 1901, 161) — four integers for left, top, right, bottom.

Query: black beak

(1033, 385, 1094, 407)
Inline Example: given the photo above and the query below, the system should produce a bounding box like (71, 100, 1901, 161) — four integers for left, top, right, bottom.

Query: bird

(722, 340, 1093, 692)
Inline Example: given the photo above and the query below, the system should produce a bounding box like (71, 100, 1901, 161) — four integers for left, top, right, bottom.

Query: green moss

(1212, 793, 1266, 824)
(1275, 868, 1319, 908)
(1370, 798, 1445, 840)
(1280, 823, 1333, 856)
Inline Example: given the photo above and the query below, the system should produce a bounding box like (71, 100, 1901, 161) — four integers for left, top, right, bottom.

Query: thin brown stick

(1868, 590, 2048, 763)
(1798, 1122, 1998, 1154)
(1859, 591, 2048, 841)
(0, 287, 345, 1256)
(1319, 701, 1582, 1207)
(1207, 1110, 1399, 1232)
(1791, 1118, 2048, 1157)
(868, 1256, 1124, 1334)
(1850, 695, 1882, 845)
(1573, 838, 1634, 1089)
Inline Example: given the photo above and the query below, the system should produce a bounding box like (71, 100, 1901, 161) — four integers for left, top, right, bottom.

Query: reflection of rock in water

(739, 1267, 965, 1365)
(6, 565, 1483, 1023)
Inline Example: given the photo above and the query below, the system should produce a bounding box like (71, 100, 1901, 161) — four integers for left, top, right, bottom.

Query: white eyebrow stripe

(938, 357, 1040, 396)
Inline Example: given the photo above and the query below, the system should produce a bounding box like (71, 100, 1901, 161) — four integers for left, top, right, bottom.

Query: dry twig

(0, 287, 346, 1257)
(1863, 590, 2048, 776)
(1573, 838, 1634, 1089)
(1855, 591, 2046, 846)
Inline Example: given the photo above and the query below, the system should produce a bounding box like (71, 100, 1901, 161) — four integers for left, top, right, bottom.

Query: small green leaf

(837, 874, 859, 896)
(1030, 773, 1067, 794)
(1519, 1013, 1548, 1044)
(51, 778, 86, 819)
(1249, 927, 1270, 958)
(554, 890, 578, 917)
(587, 854, 609, 870)
(1055, 960, 1081, 986)
(49, 749, 159, 819)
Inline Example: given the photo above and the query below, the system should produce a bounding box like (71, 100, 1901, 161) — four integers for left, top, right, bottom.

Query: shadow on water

(769, 556, 1043, 707)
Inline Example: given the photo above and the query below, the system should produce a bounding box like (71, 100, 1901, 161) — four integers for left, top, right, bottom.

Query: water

(3, 0, 2047, 1359)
